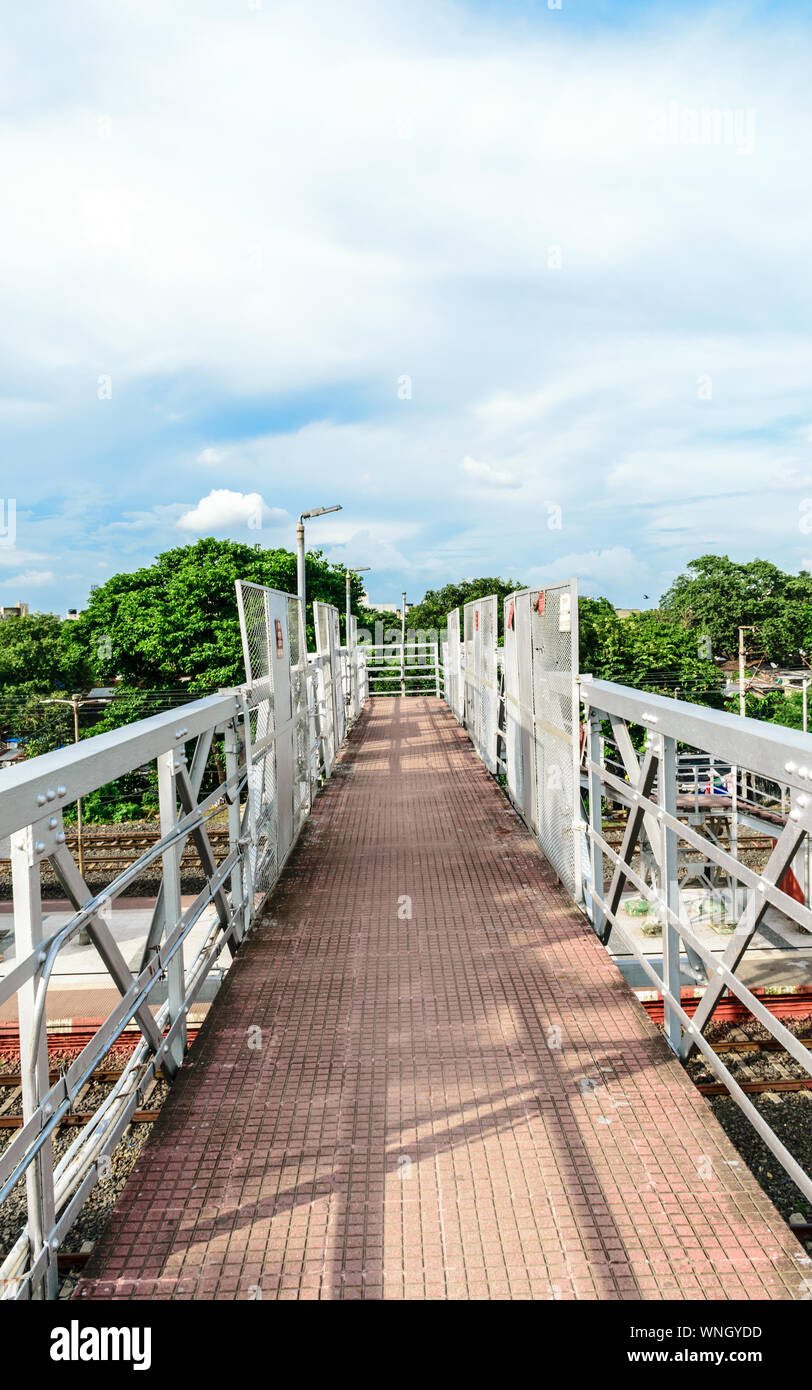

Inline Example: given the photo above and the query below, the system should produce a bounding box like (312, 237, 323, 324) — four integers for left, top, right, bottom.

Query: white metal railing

(0, 581, 367, 1299)
(363, 642, 440, 698)
(445, 583, 812, 1211)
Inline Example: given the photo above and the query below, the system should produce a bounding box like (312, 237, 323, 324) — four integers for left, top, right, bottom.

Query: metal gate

(236, 581, 311, 888)
(502, 580, 580, 900)
(445, 608, 464, 722)
(503, 589, 535, 826)
(313, 600, 344, 774)
(462, 595, 498, 773)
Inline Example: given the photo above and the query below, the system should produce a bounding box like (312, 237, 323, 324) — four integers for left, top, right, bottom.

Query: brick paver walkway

(75, 698, 806, 1300)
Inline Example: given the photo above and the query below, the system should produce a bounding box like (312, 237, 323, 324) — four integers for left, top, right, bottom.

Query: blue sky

(2, 0, 812, 612)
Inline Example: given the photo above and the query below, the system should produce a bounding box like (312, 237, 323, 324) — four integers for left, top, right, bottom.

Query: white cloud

(0, 568, 55, 588)
(2, 2, 812, 610)
(0, 548, 51, 567)
(460, 455, 519, 489)
(177, 489, 288, 533)
(527, 547, 652, 600)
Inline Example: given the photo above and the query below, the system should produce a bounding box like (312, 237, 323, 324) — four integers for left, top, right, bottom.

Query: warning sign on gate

(275, 619, 284, 657)
(536, 592, 545, 615)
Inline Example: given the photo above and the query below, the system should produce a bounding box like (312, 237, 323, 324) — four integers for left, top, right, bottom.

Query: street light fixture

(296, 505, 342, 618)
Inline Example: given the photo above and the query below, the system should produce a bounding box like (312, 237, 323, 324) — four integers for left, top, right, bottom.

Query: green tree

(0, 612, 93, 747)
(0, 612, 90, 693)
(407, 577, 524, 638)
(660, 555, 812, 663)
(578, 600, 723, 705)
(67, 537, 372, 692)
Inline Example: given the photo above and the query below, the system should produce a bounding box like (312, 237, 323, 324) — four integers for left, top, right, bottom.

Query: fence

(0, 581, 365, 1299)
(445, 609, 463, 722)
(363, 642, 441, 697)
(446, 580, 812, 1210)
(462, 596, 498, 773)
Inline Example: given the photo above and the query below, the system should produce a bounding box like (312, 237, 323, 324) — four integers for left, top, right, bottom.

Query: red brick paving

(74, 698, 806, 1300)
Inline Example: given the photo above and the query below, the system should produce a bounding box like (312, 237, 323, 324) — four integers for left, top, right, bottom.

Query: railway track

(51, 827, 230, 872)
(640, 988, 812, 1024)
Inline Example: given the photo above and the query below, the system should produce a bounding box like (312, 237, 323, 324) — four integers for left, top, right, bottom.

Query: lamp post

(296, 505, 342, 621)
(738, 625, 755, 718)
(41, 693, 101, 878)
(344, 566, 370, 640)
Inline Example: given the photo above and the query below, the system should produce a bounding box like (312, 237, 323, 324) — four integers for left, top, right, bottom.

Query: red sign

(475, 610, 479, 630)
(536, 592, 546, 615)
(507, 600, 515, 630)
(275, 619, 284, 658)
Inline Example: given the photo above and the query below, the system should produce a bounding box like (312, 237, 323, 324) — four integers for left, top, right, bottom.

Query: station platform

(74, 698, 806, 1300)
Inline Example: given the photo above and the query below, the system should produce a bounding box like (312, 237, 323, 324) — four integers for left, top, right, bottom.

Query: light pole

(344, 566, 370, 640)
(738, 625, 755, 718)
(296, 505, 342, 621)
(42, 693, 100, 878)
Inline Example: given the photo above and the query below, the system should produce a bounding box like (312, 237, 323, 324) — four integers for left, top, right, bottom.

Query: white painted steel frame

(449, 586, 812, 1209)
(0, 582, 365, 1299)
(363, 643, 441, 697)
(580, 674, 812, 1207)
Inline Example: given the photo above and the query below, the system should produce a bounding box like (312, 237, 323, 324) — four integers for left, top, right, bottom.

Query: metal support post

(224, 719, 246, 948)
(660, 734, 681, 1054)
(586, 708, 605, 937)
(157, 749, 186, 1070)
(12, 826, 57, 1298)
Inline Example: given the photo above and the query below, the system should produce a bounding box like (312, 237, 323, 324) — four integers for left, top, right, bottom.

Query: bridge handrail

(0, 583, 368, 1299)
(445, 587, 812, 1216)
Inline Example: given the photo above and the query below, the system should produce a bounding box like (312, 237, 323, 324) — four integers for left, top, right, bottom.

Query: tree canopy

(578, 598, 723, 705)
(63, 537, 375, 693)
(660, 555, 812, 664)
(406, 577, 524, 638)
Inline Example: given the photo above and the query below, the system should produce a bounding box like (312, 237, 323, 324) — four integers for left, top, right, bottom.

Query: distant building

(615, 608, 641, 620)
(64, 608, 80, 620)
(0, 601, 28, 619)
(365, 599, 402, 615)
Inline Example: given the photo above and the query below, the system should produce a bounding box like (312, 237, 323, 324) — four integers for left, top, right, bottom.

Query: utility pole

(42, 692, 109, 881)
(737, 626, 755, 810)
(738, 625, 755, 718)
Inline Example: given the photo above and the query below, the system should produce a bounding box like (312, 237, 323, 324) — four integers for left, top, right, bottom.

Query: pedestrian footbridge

(1, 580, 811, 1300)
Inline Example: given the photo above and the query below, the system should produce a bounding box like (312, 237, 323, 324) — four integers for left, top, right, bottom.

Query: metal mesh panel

(503, 590, 535, 824)
(237, 582, 311, 883)
(462, 596, 498, 772)
(288, 594, 311, 837)
(237, 580, 271, 684)
(528, 580, 580, 898)
(313, 599, 340, 776)
(445, 608, 463, 721)
(501, 583, 580, 896)
(332, 608, 347, 745)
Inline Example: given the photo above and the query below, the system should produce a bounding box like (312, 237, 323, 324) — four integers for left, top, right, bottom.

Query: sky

(1, 0, 812, 612)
